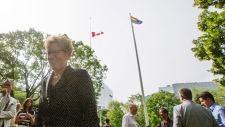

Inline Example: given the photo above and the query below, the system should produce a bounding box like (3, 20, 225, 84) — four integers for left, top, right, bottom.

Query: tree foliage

(194, 0, 225, 9)
(146, 90, 180, 127)
(106, 100, 125, 127)
(70, 41, 108, 99)
(98, 109, 109, 126)
(0, 28, 108, 100)
(192, 0, 225, 86)
(13, 85, 26, 103)
(0, 28, 49, 99)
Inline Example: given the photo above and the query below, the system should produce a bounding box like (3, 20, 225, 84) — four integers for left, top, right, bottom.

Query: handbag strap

(3, 99, 10, 111)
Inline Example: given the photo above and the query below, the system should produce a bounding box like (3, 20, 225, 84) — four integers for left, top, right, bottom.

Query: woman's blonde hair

(2, 78, 14, 85)
(44, 34, 74, 53)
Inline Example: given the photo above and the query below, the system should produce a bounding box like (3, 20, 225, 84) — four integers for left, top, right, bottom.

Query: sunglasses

(2, 84, 11, 87)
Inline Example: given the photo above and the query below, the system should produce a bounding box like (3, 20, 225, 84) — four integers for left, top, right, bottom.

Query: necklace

(53, 75, 61, 79)
(52, 75, 61, 86)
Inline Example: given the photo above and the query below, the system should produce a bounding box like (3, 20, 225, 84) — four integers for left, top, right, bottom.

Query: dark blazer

(160, 118, 173, 127)
(36, 65, 99, 127)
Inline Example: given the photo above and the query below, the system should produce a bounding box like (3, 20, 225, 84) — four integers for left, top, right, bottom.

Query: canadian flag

(92, 31, 104, 37)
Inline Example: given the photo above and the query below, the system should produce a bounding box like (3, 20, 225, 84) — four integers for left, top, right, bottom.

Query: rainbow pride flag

(131, 16, 143, 24)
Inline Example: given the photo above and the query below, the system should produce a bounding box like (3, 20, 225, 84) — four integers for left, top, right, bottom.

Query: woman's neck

(54, 65, 67, 78)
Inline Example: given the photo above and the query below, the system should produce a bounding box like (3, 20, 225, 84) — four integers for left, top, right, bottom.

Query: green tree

(127, 93, 145, 127)
(13, 85, 26, 103)
(69, 41, 108, 99)
(0, 28, 49, 98)
(106, 100, 125, 127)
(192, 0, 225, 86)
(146, 90, 180, 127)
(99, 109, 109, 126)
(0, 28, 108, 100)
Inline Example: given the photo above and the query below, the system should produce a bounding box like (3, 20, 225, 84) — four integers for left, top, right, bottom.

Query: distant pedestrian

(103, 118, 113, 127)
(122, 103, 138, 127)
(159, 108, 173, 127)
(173, 88, 219, 127)
(198, 91, 225, 127)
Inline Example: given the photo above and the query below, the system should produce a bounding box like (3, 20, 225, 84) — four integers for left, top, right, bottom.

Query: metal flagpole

(90, 17, 92, 48)
(129, 13, 150, 127)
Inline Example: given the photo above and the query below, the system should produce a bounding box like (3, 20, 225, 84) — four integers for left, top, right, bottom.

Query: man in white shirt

(0, 79, 17, 127)
(122, 103, 138, 127)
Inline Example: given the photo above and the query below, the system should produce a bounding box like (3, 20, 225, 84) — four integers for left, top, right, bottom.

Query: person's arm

(35, 102, 43, 127)
(34, 78, 47, 127)
(28, 112, 35, 125)
(173, 106, 181, 127)
(78, 69, 99, 127)
(122, 115, 129, 127)
(219, 108, 225, 126)
(15, 112, 29, 124)
(210, 112, 219, 127)
(0, 98, 17, 119)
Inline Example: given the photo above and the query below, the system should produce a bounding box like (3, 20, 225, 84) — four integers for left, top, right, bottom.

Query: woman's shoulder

(65, 65, 86, 74)
(71, 67, 87, 73)
(70, 68, 89, 75)
(17, 109, 25, 116)
(18, 109, 25, 113)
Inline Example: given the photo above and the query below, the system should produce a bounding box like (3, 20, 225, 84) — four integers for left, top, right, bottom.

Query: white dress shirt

(122, 112, 138, 127)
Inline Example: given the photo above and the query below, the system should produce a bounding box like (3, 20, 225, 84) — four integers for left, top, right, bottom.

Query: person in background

(122, 103, 138, 127)
(173, 88, 219, 127)
(198, 91, 225, 127)
(16, 101, 22, 113)
(159, 108, 173, 127)
(103, 118, 113, 127)
(35, 35, 99, 126)
(0, 79, 17, 127)
(15, 98, 35, 127)
(10, 100, 22, 127)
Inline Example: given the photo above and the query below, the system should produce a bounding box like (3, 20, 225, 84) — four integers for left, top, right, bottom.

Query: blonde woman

(36, 35, 99, 126)
(15, 98, 35, 127)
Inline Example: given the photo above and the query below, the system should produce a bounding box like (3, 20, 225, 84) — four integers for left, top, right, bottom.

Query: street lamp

(98, 105, 106, 126)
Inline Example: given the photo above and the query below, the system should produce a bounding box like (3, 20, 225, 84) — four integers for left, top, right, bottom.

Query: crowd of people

(121, 88, 225, 127)
(1, 34, 224, 127)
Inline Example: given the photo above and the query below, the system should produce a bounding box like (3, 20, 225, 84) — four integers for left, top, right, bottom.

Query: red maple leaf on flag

(92, 31, 104, 37)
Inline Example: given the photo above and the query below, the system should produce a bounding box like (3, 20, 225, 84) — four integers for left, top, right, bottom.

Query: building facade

(159, 82, 218, 97)
(97, 83, 113, 110)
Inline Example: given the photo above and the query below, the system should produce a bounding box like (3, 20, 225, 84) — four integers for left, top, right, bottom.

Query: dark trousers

(1, 122, 4, 127)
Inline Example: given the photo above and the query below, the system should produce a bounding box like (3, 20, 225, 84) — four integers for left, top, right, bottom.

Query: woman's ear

(67, 52, 72, 60)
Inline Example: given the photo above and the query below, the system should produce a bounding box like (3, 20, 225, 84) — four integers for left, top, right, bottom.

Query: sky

(0, 0, 219, 103)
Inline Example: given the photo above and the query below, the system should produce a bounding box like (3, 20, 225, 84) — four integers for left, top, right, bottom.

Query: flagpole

(129, 13, 150, 127)
(90, 17, 91, 47)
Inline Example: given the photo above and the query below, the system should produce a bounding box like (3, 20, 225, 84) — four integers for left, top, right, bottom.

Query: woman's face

(46, 43, 71, 71)
(26, 99, 32, 107)
(2, 80, 13, 94)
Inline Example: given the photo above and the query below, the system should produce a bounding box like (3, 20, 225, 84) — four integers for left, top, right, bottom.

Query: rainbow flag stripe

(131, 16, 143, 24)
